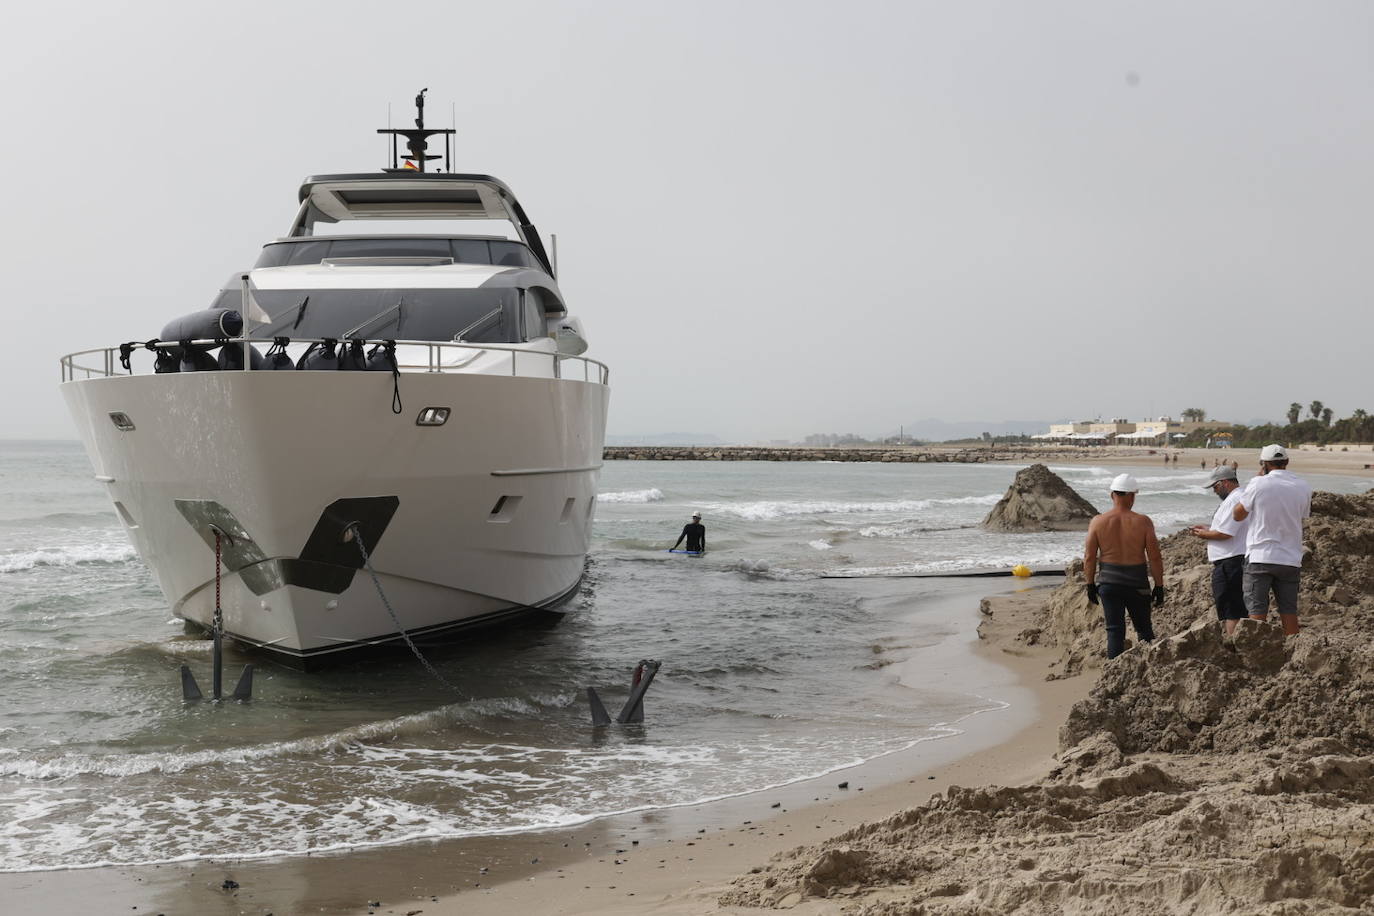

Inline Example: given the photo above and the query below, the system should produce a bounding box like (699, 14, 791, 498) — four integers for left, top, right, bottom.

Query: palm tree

(1181, 408, 1207, 423)
(1322, 407, 1333, 427)
(1287, 403, 1302, 426)
(1310, 400, 1324, 421)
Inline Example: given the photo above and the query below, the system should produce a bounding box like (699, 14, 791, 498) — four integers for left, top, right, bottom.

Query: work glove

(1152, 585, 1166, 607)
(1086, 583, 1099, 606)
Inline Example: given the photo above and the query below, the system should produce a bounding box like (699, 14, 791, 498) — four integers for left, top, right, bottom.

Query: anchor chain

(347, 523, 465, 694)
(213, 531, 223, 636)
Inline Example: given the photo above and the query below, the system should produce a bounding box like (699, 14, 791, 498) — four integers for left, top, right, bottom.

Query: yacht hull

(61, 370, 608, 667)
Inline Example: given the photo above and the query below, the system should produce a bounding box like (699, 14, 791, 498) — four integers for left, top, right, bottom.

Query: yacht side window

(524, 296, 546, 341)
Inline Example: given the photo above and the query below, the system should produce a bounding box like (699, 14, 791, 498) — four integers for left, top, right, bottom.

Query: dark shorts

(1243, 561, 1301, 616)
(1211, 555, 1247, 621)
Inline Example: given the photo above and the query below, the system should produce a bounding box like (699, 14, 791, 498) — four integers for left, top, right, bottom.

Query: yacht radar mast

(378, 88, 455, 173)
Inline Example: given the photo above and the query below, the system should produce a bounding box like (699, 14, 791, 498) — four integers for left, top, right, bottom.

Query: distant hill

(605, 432, 729, 446)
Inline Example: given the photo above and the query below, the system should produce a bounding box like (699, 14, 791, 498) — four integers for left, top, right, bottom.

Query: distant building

(1034, 416, 1231, 445)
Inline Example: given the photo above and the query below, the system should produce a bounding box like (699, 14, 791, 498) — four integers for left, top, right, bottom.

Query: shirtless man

(1083, 473, 1166, 659)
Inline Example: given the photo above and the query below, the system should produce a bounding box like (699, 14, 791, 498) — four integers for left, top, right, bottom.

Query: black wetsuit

(674, 523, 706, 553)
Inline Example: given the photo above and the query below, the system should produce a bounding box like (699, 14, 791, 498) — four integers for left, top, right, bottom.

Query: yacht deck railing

(59, 338, 610, 385)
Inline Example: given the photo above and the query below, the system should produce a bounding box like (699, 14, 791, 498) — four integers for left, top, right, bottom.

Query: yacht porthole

(109, 412, 135, 431)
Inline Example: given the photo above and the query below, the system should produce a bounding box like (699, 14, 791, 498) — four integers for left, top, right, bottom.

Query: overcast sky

(4, 1, 1370, 442)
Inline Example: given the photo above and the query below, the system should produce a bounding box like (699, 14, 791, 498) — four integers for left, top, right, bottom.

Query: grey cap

(1203, 465, 1238, 487)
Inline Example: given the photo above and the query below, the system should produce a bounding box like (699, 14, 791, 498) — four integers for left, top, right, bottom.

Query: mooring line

(347, 523, 467, 695)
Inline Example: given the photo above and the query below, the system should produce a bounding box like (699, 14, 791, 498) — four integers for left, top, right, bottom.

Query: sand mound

(723, 489, 1374, 913)
(982, 464, 1100, 532)
(722, 747, 1374, 914)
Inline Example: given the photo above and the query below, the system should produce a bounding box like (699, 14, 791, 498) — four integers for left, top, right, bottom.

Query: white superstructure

(59, 98, 609, 668)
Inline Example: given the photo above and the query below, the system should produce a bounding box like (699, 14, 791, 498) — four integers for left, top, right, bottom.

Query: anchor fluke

(231, 665, 254, 701)
(587, 659, 662, 725)
(180, 665, 203, 701)
(587, 687, 612, 727)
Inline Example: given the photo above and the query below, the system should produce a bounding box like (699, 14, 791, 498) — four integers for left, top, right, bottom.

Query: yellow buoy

(1011, 564, 1032, 578)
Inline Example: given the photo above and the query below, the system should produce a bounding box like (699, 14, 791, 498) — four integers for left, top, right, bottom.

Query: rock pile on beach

(981, 463, 1100, 532)
(722, 489, 1374, 914)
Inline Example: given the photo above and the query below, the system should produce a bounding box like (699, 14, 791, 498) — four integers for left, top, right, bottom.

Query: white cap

(1110, 473, 1139, 493)
(691, 511, 701, 518)
(1260, 444, 1288, 461)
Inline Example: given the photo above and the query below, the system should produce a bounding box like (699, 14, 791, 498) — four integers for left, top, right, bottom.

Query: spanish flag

(402, 160, 418, 170)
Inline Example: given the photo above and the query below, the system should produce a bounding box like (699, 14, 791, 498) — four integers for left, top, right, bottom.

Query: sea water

(0, 441, 1367, 871)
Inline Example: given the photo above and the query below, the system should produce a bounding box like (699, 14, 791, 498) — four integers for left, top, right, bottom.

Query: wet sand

(0, 581, 1083, 916)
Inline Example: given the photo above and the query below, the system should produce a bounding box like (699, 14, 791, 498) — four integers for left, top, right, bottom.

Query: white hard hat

(1110, 473, 1139, 493)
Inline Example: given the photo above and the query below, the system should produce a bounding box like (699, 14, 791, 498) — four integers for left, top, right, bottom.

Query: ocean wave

(856, 523, 979, 538)
(596, 487, 664, 503)
(1046, 465, 1113, 476)
(0, 697, 572, 781)
(0, 543, 137, 574)
(700, 493, 1001, 521)
(0, 511, 121, 529)
(808, 539, 833, 551)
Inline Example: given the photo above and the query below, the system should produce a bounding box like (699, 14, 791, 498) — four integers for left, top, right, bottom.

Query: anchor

(587, 659, 661, 725)
(181, 528, 253, 701)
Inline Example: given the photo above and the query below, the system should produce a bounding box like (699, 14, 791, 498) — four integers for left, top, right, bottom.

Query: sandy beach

(999, 445, 1374, 480)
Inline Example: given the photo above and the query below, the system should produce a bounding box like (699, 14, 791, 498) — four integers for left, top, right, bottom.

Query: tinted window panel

(255, 241, 331, 268)
(489, 241, 535, 268)
(451, 239, 490, 264)
(327, 239, 453, 259)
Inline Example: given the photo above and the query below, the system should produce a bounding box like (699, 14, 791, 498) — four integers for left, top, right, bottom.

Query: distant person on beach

(671, 511, 706, 554)
(1189, 465, 1251, 635)
(1083, 474, 1165, 659)
(1233, 444, 1311, 635)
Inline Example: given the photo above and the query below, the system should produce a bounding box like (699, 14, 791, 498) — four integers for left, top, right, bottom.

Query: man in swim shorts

(671, 511, 706, 554)
(1189, 465, 1251, 635)
(1233, 444, 1311, 635)
(1083, 473, 1165, 659)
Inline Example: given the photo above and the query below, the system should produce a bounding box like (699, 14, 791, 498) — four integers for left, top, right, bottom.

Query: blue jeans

(1098, 583, 1155, 659)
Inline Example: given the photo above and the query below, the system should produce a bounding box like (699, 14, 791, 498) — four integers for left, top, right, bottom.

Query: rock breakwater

(604, 446, 1145, 464)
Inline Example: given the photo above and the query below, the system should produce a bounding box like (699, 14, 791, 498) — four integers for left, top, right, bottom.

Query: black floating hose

(822, 568, 1068, 580)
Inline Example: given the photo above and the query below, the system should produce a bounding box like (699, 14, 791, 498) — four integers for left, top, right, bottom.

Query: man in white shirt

(1189, 465, 1251, 635)
(1233, 444, 1312, 635)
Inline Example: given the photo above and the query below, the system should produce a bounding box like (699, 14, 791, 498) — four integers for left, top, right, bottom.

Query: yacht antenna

(378, 88, 454, 173)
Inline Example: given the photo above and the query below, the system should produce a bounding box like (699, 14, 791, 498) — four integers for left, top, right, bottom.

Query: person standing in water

(1083, 474, 1165, 659)
(671, 511, 706, 554)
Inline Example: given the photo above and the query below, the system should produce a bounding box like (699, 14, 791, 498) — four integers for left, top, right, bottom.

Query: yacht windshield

(208, 287, 531, 343)
(255, 238, 538, 269)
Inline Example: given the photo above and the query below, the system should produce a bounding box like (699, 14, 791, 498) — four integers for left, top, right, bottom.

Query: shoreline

(604, 445, 1374, 478)
(412, 584, 1088, 916)
(0, 580, 1088, 916)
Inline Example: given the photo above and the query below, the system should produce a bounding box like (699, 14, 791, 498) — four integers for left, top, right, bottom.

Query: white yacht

(60, 94, 609, 669)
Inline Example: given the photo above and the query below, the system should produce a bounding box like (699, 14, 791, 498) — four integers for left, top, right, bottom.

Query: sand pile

(720, 742, 1374, 914)
(982, 464, 1100, 532)
(722, 490, 1374, 913)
